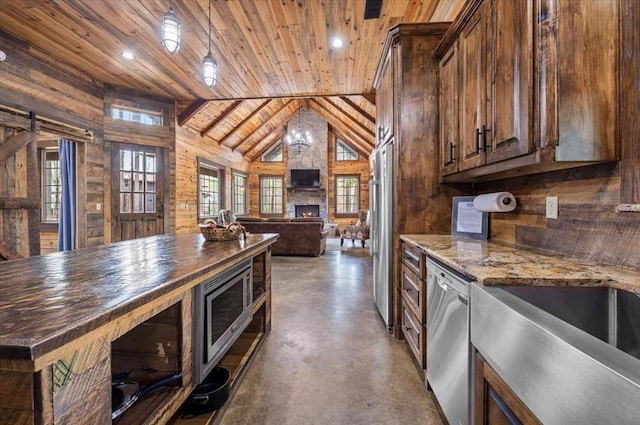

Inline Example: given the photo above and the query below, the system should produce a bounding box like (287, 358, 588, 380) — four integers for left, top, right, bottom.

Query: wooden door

(487, 0, 533, 164)
(459, 4, 488, 171)
(439, 43, 460, 176)
(111, 143, 165, 242)
(0, 125, 39, 259)
(376, 47, 394, 146)
(475, 353, 541, 425)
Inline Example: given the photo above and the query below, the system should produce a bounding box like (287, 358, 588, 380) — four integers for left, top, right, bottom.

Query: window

(335, 175, 360, 215)
(232, 172, 248, 216)
(336, 139, 358, 161)
(262, 142, 283, 162)
(41, 149, 61, 222)
(260, 176, 284, 215)
(111, 105, 163, 126)
(119, 149, 157, 213)
(198, 160, 225, 219)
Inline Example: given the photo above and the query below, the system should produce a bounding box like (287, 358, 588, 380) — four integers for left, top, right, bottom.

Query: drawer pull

(403, 324, 412, 332)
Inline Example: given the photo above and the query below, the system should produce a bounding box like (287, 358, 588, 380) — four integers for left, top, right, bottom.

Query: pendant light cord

(208, 1, 212, 53)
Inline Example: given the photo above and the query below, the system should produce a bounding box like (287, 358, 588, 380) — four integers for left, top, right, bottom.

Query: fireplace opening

(295, 205, 320, 217)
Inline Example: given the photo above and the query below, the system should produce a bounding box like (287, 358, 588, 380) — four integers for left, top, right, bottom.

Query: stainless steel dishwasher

(426, 258, 472, 425)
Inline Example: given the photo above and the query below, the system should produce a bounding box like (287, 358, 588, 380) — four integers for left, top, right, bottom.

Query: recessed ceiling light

(331, 37, 344, 49)
(121, 51, 135, 60)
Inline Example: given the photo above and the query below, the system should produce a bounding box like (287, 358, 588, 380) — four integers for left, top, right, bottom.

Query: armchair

(340, 209, 370, 248)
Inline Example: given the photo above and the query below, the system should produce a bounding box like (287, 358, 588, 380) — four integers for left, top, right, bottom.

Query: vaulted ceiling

(0, 0, 465, 158)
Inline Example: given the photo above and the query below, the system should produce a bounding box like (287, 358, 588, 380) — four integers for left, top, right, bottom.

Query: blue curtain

(58, 139, 76, 251)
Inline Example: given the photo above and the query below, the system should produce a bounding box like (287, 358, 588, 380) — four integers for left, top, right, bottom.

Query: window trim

(232, 169, 248, 217)
(335, 139, 359, 161)
(261, 142, 284, 162)
(41, 148, 61, 223)
(334, 174, 360, 217)
(259, 175, 285, 216)
(197, 157, 226, 220)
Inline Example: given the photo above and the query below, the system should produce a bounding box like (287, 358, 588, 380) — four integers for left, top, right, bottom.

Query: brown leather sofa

(236, 217, 329, 256)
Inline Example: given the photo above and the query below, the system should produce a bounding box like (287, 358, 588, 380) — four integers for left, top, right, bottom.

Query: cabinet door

(487, 0, 533, 164)
(439, 43, 460, 176)
(475, 353, 541, 425)
(459, 4, 489, 171)
(376, 48, 394, 146)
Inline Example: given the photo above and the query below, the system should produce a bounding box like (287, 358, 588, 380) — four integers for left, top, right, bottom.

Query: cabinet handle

(476, 128, 483, 153)
(450, 142, 456, 161)
(482, 125, 491, 152)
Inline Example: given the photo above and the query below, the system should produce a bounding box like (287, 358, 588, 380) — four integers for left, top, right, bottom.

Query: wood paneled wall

(0, 31, 105, 250)
(248, 144, 288, 217)
(476, 162, 640, 270)
(174, 126, 250, 234)
(327, 132, 370, 229)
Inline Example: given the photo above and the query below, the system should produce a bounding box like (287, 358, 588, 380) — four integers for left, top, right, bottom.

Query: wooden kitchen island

(0, 233, 277, 425)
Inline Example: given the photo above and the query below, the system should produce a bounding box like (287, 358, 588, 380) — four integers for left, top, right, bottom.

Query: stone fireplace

(286, 108, 328, 220)
(295, 204, 320, 217)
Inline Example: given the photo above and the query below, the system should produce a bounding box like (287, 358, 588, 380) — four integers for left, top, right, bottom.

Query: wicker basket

(199, 222, 245, 242)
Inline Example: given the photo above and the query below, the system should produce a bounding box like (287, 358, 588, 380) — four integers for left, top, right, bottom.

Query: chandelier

(286, 107, 312, 154)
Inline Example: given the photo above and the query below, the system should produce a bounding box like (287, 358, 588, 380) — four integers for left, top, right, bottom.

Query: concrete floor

(218, 239, 445, 425)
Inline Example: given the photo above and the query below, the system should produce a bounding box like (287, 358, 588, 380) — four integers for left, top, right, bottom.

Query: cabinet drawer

(401, 264, 425, 323)
(401, 242, 426, 279)
(401, 300, 426, 369)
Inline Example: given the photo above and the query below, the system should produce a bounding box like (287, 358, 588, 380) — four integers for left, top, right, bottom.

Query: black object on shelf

(185, 366, 231, 414)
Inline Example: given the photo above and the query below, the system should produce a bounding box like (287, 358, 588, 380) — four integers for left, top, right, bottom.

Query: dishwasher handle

(436, 276, 450, 292)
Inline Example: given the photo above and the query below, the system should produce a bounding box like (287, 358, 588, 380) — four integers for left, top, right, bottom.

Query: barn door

(0, 125, 39, 259)
(111, 143, 165, 242)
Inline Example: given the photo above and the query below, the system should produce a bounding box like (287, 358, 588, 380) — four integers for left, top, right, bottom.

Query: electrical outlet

(546, 196, 558, 219)
(96, 202, 101, 211)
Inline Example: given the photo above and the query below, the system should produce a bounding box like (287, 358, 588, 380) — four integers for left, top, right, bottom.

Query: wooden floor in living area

(217, 238, 444, 425)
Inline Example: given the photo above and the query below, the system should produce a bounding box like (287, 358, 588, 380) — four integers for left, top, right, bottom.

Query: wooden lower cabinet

(400, 241, 427, 372)
(475, 353, 541, 425)
(401, 300, 425, 369)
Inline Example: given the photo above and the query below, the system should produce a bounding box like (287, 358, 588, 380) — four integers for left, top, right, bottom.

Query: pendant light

(202, 1, 218, 87)
(161, 0, 181, 54)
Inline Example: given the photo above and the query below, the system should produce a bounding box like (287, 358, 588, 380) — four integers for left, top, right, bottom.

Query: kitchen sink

(471, 282, 640, 425)
(499, 286, 640, 360)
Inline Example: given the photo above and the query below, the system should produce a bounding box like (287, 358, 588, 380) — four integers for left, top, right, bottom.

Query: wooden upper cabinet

(375, 47, 394, 146)
(487, 0, 533, 164)
(436, 0, 618, 183)
(459, 4, 489, 172)
(439, 44, 459, 175)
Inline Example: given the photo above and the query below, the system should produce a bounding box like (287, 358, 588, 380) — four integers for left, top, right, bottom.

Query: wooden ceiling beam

(217, 99, 272, 146)
(309, 99, 375, 149)
(200, 100, 243, 137)
(339, 96, 375, 124)
(230, 99, 295, 152)
(321, 97, 375, 137)
(362, 94, 376, 106)
(247, 126, 288, 161)
(308, 101, 372, 155)
(177, 100, 208, 127)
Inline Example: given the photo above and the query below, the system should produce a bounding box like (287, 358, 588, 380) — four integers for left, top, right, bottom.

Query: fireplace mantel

(286, 186, 325, 192)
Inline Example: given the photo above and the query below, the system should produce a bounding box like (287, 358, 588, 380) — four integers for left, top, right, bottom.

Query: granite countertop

(0, 233, 278, 362)
(400, 235, 640, 294)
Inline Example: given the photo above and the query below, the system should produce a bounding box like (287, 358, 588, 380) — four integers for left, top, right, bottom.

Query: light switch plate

(546, 196, 558, 219)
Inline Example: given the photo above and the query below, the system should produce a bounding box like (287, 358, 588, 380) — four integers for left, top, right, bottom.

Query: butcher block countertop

(0, 233, 278, 366)
(400, 235, 640, 294)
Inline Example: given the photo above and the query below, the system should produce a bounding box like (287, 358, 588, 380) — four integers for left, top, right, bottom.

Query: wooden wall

(475, 162, 640, 270)
(0, 31, 105, 251)
(174, 126, 250, 234)
(247, 135, 371, 227)
(327, 132, 370, 229)
(248, 145, 288, 218)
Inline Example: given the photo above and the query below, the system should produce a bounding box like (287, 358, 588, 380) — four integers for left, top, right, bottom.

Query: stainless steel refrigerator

(370, 141, 393, 331)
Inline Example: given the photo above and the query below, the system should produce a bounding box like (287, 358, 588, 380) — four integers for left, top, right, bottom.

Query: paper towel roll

(473, 192, 516, 212)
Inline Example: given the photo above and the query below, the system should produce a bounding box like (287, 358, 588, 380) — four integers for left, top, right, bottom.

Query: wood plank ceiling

(0, 0, 464, 158)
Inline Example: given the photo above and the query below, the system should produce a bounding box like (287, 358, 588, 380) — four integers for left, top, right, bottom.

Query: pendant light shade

(161, 0, 181, 54)
(202, 1, 218, 87)
(202, 52, 218, 87)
